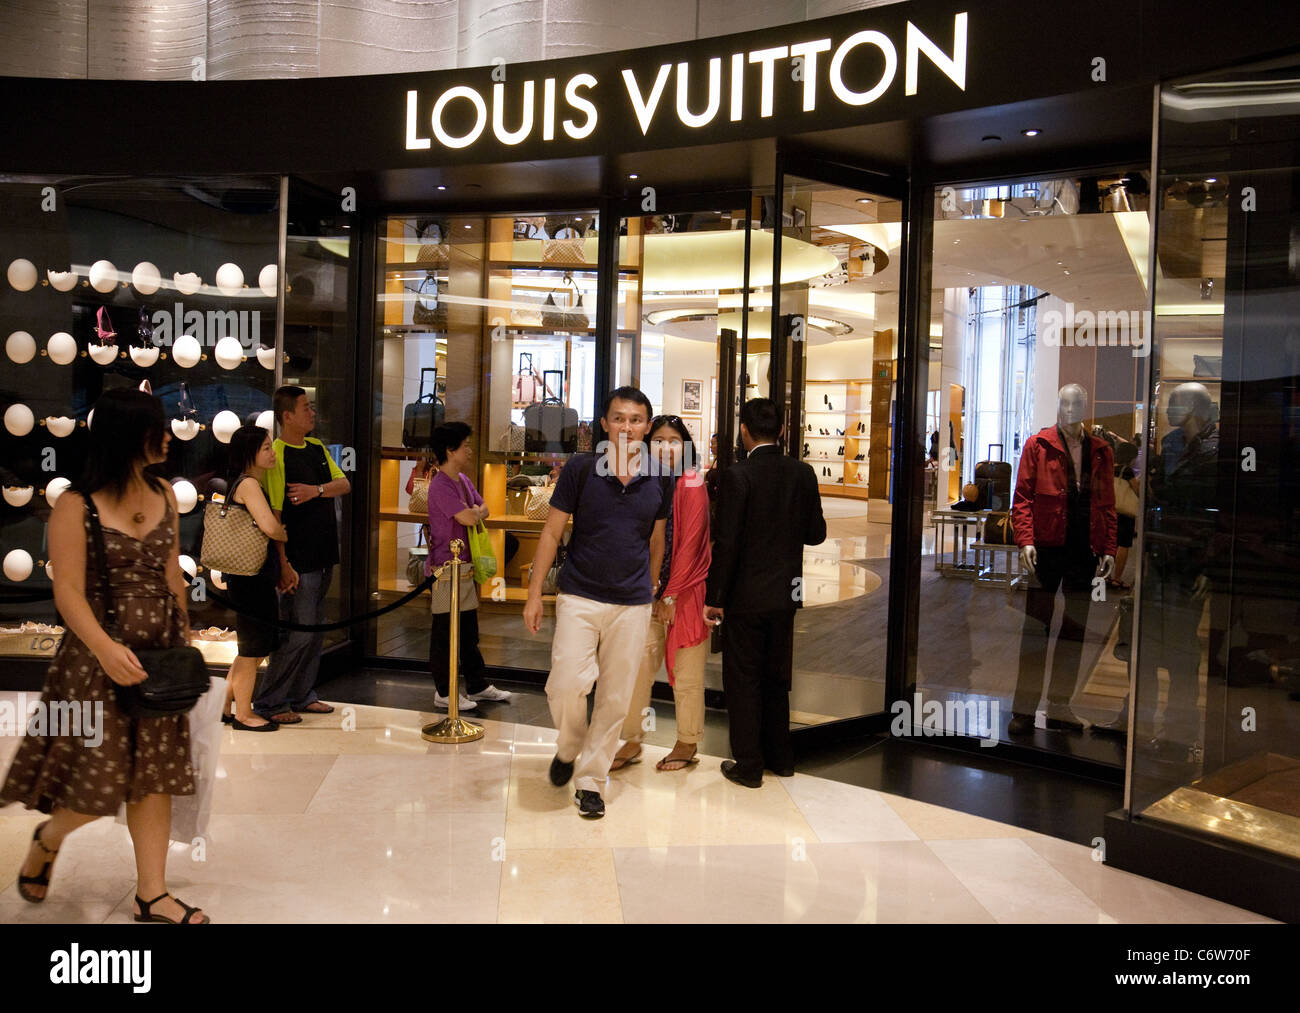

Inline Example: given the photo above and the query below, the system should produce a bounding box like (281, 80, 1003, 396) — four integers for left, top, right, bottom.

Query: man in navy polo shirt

(524, 386, 670, 819)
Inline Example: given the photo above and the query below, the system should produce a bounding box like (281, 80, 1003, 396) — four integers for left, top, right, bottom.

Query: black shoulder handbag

(85, 495, 209, 719)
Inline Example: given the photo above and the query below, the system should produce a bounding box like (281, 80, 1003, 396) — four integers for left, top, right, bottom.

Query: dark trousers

(722, 609, 795, 780)
(429, 607, 489, 697)
(1013, 545, 1095, 717)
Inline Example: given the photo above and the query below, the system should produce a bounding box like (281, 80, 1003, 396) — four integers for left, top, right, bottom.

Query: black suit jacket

(705, 443, 827, 614)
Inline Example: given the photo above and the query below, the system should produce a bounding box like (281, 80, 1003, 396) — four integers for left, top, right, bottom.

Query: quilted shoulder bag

(410, 473, 430, 516)
(524, 483, 555, 519)
(85, 495, 208, 719)
(199, 474, 270, 576)
(415, 219, 449, 264)
(542, 222, 587, 266)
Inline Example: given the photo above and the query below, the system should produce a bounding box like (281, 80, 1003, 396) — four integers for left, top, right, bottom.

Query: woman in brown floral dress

(1, 389, 210, 923)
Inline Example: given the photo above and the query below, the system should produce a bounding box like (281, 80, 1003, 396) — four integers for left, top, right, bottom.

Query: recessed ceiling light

(437, 185, 446, 191)
(856, 197, 874, 204)
(1063, 270, 1070, 275)
(981, 134, 1002, 142)
(1022, 128, 1042, 137)
(628, 173, 639, 180)
(463, 224, 471, 229)
(1205, 177, 1218, 183)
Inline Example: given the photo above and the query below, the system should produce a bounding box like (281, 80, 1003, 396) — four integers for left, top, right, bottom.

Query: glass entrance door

(773, 165, 907, 727)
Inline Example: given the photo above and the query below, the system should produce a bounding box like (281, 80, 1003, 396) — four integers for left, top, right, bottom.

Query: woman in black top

(219, 424, 288, 731)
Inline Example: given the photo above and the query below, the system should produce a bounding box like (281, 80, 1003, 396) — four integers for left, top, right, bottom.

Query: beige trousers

(620, 617, 708, 746)
(545, 593, 652, 794)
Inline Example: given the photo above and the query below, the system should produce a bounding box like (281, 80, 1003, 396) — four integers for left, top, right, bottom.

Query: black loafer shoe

(549, 755, 574, 786)
(575, 790, 605, 818)
(721, 760, 762, 788)
(767, 766, 795, 778)
(1006, 714, 1035, 736)
(230, 717, 279, 732)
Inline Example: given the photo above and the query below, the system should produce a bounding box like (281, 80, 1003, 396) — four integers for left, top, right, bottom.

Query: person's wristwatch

(316, 484, 324, 498)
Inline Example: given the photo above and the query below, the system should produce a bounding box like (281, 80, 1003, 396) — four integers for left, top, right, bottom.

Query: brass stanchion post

(422, 539, 485, 744)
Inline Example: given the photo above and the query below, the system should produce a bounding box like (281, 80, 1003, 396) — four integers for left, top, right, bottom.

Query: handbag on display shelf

(415, 219, 449, 264)
(403, 367, 445, 448)
(412, 272, 447, 330)
(407, 526, 430, 586)
(524, 483, 555, 520)
(85, 498, 209, 719)
(981, 511, 1014, 546)
(409, 472, 430, 517)
(199, 474, 271, 576)
(524, 372, 579, 453)
(542, 222, 587, 266)
(1114, 475, 1140, 518)
(497, 423, 526, 453)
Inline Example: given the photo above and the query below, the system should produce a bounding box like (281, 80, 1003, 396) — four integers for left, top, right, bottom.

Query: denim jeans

(254, 566, 331, 717)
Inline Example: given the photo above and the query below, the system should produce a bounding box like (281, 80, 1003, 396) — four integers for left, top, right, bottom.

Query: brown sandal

(656, 749, 700, 772)
(609, 747, 642, 771)
(17, 821, 59, 904)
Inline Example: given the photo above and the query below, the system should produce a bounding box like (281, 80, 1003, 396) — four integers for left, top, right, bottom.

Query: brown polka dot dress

(0, 500, 195, 816)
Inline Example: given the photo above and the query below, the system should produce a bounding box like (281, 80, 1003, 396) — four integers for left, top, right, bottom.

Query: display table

(971, 541, 1024, 593)
(930, 508, 986, 578)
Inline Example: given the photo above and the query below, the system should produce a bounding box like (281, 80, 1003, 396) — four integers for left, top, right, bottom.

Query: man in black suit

(704, 398, 827, 788)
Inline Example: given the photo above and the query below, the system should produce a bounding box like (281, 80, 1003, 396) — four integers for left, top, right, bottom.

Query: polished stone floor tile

(0, 815, 138, 905)
(925, 838, 1107, 923)
(614, 841, 994, 923)
(307, 753, 512, 815)
(504, 744, 818, 849)
(880, 791, 1043, 840)
(497, 847, 623, 924)
(779, 774, 920, 843)
(1023, 834, 1276, 924)
(212, 754, 338, 815)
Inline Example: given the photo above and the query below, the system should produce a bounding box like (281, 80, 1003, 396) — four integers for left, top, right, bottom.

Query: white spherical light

(214, 335, 244, 369)
(88, 259, 118, 294)
(3, 549, 33, 582)
(212, 410, 240, 444)
(129, 344, 160, 367)
(173, 272, 201, 296)
(4, 403, 34, 436)
(131, 261, 161, 295)
(44, 477, 71, 505)
(172, 479, 198, 514)
(172, 334, 202, 368)
(45, 416, 75, 438)
(88, 342, 117, 366)
(7, 258, 37, 292)
(256, 345, 277, 370)
(209, 569, 227, 590)
(46, 269, 77, 292)
(171, 418, 200, 441)
(6, 330, 36, 364)
(47, 331, 76, 365)
(256, 410, 274, 431)
(86, 409, 94, 429)
(215, 262, 244, 296)
(258, 263, 278, 297)
(2, 486, 33, 507)
(45, 560, 54, 580)
(178, 554, 197, 579)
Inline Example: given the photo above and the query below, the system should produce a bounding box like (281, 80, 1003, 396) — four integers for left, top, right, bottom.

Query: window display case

(0, 175, 283, 666)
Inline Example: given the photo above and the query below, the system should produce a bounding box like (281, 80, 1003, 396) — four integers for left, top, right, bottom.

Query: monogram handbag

(524, 483, 555, 519)
(409, 474, 430, 516)
(415, 219, 449, 264)
(982, 511, 1014, 546)
(199, 475, 270, 576)
(407, 526, 430, 586)
(85, 497, 208, 719)
(412, 273, 447, 330)
(542, 223, 587, 266)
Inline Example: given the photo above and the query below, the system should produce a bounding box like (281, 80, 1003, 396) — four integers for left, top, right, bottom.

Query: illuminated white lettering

(829, 30, 897, 106)
(405, 89, 430, 150)
(492, 80, 535, 145)
(789, 39, 831, 111)
(543, 77, 556, 141)
(622, 64, 672, 135)
(675, 57, 722, 128)
(905, 13, 967, 96)
(730, 52, 744, 121)
(563, 73, 598, 139)
(432, 85, 488, 149)
(748, 45, 789, 117)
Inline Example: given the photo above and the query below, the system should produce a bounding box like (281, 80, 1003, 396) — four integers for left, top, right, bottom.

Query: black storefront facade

(2, 0, 1300, 920)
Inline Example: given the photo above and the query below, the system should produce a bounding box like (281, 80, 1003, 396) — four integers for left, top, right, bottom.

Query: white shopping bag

(116, 675, 226, 845)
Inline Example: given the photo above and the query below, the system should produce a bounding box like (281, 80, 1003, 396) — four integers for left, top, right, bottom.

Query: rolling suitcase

(523, 371, 578, 452)
(974, 443, 1012, 511)
(402, 367, 444, 448)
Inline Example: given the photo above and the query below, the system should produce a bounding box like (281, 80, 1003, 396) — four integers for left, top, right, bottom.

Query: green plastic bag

(466, 520, 497, 584)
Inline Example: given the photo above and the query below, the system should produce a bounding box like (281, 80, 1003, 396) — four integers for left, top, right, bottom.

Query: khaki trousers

(620, 617, 708, 746)
(545, 593, 652, 794)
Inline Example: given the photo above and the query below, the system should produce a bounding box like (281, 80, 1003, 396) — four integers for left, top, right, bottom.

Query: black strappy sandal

(17, 821, 59, 904)
(133, 892, 210, 924)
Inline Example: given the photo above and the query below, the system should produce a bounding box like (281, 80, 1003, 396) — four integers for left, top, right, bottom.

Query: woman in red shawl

(611, 416, 712, 772)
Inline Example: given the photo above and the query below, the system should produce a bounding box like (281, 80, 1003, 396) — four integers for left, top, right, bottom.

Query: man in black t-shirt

(254, 386, 351, 723)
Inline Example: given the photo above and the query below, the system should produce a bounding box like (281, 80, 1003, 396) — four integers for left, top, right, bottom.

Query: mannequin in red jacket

(1007, 384, 1117, 737)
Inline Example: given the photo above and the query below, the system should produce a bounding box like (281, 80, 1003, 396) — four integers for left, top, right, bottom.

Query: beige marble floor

(0, 695, 1274, 924)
